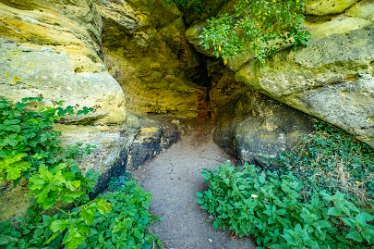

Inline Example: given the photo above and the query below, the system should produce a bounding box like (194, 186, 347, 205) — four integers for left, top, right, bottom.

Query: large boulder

(236, 15, 374, 147)
(58, 115, 181, 192)
(185, 1, 374, 148)
(0, 0, 126, 125)
(215, 92, 314, 165)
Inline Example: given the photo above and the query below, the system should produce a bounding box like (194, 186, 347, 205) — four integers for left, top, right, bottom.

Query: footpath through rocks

(133, 123, 255, 249)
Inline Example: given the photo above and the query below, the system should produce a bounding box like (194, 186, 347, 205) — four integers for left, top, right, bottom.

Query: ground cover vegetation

(197, 123, 374, 248)
(0, 97, 161, 249)
(168, 0, 310, 62)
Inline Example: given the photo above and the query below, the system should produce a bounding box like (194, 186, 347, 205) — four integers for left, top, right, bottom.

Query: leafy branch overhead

(169, 0, 310, 62)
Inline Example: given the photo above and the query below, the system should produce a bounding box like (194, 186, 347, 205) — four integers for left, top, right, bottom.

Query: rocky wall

(0, 0, 191, 220)
(187, 0, 374, 148)
(97, 0, 206, 118)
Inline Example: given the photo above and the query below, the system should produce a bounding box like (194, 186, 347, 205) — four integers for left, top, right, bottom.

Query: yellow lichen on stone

(305, 0, 358, 16)
(0, 1, 103, 73)
(304, 16, 372, 41)
(346, 0, 374, 22)
(98, 0, 204, 118)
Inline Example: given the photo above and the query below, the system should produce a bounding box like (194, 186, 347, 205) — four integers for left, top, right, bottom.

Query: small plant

(0, 96, 96, 208)
(167, 0, 309, 62)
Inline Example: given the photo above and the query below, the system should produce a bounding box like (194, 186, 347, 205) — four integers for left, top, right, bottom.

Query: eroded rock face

(215, 92, 314, 165)
(347, 0, 374, 22)
(0, 0, 187, 218)
(236, 17, 374, 147)
(98, 0, 205, 118)
(0, 0, 126, 125)
(186, 0, 374, 148)
(304, 0, 358, 16)
(58, 115, 181, 193)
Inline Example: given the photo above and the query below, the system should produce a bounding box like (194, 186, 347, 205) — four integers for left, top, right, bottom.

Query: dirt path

(133, 124, 255, 249)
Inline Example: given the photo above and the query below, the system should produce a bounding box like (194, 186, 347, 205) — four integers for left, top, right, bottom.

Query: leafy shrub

(276, 123, 374, 203)
(0, 96, 95, 208)
(1, 181, 161, 249)
(167, 0, 309, 62)
(0, 97, 161, 249)
(198, 124, 374, 248)
(197, 163, 374, 248)
(199, 0, 309, 62)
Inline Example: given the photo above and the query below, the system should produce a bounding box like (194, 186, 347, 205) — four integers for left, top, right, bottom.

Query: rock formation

(0, 0, 372, 215)
(187, 0, 374, 149)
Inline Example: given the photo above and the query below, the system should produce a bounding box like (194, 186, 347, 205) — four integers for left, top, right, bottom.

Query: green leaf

(355, 213, 374, 225)
(346, 230, 363, 242)
(50, 220, 69, 233)
(96, 199, 112, 215)
(327, 207, 340, 216)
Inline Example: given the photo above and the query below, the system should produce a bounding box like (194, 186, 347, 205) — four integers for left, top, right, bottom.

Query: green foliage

(0, 97, 161, 249)
(276, 122, 374, 203)
(197, 124, 374, 248)
(197, 164, 374, 248)
(0, 96, 96, 208)
(168, 0, 309, 62)
(199, 0, 309, 62)
(1, 181, 161, 249)
(107, 173, 132, 192)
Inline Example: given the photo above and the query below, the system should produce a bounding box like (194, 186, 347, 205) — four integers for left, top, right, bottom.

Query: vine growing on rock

(0, 96, 162, 249)
(168, 0, 310, 62)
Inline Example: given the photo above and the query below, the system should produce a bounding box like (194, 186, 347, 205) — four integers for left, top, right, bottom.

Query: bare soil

(133, 123, 255, 249)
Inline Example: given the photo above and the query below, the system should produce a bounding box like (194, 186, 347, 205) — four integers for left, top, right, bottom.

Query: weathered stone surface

(98, 0, 205, 118)
(215, 92, 314, 165)
(0, 0, 103, 73)
(305, 0, 358, 16)
(0, 0, 187, 220)
(235, 16, 374, 147)
(185, 23, 215, 57)
(347, 0, 374, 22)
(184, 2, 374, 148)
(0, 1, 127, 125)
(58, 115, 181, 192)
(0, 39, 126, 125)
(208, 61, 250, 119)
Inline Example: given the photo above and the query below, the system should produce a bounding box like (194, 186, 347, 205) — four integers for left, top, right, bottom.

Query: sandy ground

(133, 124, 255, 249)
